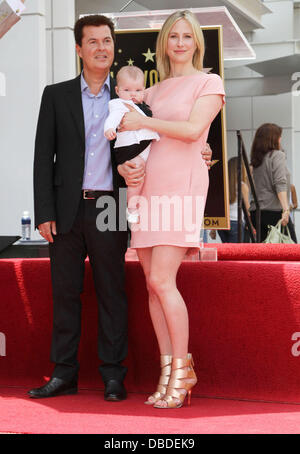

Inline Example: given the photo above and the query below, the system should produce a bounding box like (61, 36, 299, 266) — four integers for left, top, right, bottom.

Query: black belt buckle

(83, 190, 95, 200)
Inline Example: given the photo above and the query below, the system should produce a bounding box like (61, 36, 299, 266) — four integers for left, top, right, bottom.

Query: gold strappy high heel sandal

(153, 353, 197, 409)
(144, 354, 172, 405)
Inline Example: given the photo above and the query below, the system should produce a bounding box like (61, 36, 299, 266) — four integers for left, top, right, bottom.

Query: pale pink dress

(130, 72, 225, 255)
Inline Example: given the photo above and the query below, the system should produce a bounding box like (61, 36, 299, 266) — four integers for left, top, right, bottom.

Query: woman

(249, 123, 291, 242)
(218, 157, 250, 243)
(119, 10, 225, 408)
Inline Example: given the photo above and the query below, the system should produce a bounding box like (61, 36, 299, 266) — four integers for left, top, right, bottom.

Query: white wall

(0, 0, 47, 238)
(251, 0, 294, 43)
(0, 0, 76, 239)
(46, 0, 76, 85)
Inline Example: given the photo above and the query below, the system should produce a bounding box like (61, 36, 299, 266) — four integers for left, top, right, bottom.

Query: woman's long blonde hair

(156, 10, 205, 81)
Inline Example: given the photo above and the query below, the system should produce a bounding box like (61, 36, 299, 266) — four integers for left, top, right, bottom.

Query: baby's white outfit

(104, 98, 159, 162)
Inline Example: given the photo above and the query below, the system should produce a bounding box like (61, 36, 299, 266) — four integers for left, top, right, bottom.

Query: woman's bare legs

(137, 248, 172, 355)
(149, 246, 195, 408)
(137, 247, 172, 404)
(148, 246, 189, 359)
(138, 245, 192, 407)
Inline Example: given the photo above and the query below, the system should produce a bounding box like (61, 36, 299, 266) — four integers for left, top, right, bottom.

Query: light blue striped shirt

(81, 72, 113, 190)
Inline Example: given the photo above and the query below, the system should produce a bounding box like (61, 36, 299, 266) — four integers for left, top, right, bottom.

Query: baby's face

(116, 76, 145, 104)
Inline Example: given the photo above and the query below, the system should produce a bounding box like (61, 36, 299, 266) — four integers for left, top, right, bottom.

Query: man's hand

(202, 143, 213, 169)
(117, 160, 145, 187)
(105, 128, 117, 141)
(38, 221, 57, 243)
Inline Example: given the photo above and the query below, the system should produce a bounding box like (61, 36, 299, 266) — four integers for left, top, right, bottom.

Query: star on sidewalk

(142, 48, 155, 63)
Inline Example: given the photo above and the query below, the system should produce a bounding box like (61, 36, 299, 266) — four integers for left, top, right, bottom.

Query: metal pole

(238, 130, 261, 243)
(256, 204, 261, 243)
(237, 131, 243, 243)
(119, 0, 135, 12)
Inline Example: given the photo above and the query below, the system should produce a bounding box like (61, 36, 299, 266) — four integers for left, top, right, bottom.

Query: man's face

(76, 25, 114, 75)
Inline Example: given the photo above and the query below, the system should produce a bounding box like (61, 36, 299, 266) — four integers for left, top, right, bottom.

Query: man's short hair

(74, 14, 116, 46)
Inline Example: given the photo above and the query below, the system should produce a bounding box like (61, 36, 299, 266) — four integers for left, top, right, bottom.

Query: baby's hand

(105, 129, 117, 140)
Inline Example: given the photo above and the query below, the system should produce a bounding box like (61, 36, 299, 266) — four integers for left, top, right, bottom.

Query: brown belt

(83, 190, 114, 200)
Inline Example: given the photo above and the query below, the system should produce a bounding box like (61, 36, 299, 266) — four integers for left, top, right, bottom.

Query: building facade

(0, 0, 299, 240)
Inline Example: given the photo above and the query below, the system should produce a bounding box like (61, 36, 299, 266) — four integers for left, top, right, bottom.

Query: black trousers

(49, 196, 128, 383)
(250, 210, 298, 243)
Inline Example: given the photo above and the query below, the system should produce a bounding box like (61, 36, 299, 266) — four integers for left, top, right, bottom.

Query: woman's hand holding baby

(118, 103, 145, 132)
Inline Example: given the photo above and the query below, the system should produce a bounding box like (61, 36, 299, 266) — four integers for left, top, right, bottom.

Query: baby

(104, 65, 159, 223)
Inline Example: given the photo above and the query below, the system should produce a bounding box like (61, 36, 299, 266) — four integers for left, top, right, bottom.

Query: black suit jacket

(33, 75, 126, 233)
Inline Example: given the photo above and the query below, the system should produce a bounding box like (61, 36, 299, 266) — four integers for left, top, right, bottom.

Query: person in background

(290, 184, 298, 225)
(218, 157, 250, 243)
(280, 150, 297, 243)
(249, 123, 290, 242)
(285, 171, 298, 243)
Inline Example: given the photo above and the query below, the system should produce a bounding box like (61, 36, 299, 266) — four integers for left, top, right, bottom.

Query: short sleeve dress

(130, 72, 225, 255)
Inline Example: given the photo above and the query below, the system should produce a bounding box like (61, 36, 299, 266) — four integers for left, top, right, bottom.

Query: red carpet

(126, 243, 300, 262)
(200, 243, 300, 261)
(1, 243, 300, 433)
(1, 387, 300, 434)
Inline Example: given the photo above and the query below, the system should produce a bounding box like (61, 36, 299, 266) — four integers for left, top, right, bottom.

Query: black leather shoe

(104, 379, 127, 401)
(28, 377, 78, 399)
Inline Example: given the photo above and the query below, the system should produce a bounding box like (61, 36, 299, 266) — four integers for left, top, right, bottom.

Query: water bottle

(21, 211, 31, 241)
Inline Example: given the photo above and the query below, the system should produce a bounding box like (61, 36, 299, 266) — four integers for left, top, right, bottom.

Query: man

(29, 15, 131, 401)
(29, 14, 212, 401)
